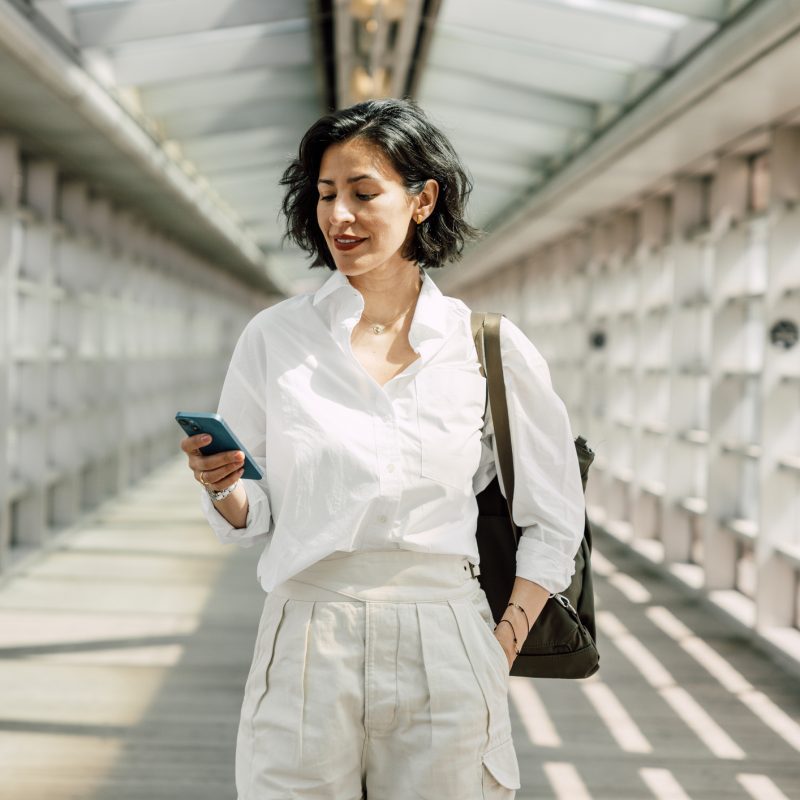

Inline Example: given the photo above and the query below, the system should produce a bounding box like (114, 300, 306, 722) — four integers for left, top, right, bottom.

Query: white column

(705, 155, 756, 592)
(585, 222, 614, 525)
(633, 198, 672, 549)
(756, 126, 800, 629)
(0, 136, 18, 568)
(664, 177, 712, 567)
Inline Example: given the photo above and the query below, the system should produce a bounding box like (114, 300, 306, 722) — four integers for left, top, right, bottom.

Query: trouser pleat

(235, 551, 518, 799)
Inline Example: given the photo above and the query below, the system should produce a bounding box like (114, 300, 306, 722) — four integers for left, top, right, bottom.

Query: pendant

(371, 324, 385, 334)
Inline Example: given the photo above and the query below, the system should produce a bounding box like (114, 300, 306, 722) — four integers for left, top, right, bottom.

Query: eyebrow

(317, 174, 378, 186)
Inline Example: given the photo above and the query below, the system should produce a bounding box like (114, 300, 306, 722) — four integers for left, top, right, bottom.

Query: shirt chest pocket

(415, 368, 487, 490)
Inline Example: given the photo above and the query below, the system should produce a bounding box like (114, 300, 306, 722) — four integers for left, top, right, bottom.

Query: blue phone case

(175, 411, 264, 480)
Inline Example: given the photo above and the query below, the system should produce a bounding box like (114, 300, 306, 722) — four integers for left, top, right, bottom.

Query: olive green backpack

(471, 312, 599, 679)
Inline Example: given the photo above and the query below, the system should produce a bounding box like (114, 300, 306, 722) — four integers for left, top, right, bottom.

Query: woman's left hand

(494, 579, 550, 671)
(493, 622, 518, 671)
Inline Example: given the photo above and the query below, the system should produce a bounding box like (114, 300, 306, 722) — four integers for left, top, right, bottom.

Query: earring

(416, 214, 424, 224)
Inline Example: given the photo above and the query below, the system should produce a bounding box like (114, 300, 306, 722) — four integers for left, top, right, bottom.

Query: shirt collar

(410, 269, 450, 341)
(312, 267, 353, 307)
(311, 267, 453, 359)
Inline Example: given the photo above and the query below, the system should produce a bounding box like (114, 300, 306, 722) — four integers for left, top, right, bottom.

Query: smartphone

(175, 411, 264, 480)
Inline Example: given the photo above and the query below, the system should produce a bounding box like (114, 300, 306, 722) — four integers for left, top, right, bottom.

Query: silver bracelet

(206, 479, 240, 502)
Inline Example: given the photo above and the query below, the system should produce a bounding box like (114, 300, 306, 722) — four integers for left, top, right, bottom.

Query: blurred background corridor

(0, 1, 799, 798)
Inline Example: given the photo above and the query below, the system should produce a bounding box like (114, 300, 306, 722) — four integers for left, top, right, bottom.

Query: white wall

(0, 134, 271, 570)
(457, 126, 800, 649)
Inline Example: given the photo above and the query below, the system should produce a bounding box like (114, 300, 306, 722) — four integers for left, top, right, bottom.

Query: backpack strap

(471, 311, 519, 543)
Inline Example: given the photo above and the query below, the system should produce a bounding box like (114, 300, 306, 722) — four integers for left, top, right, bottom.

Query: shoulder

(228, 294, 314, 363)
(442, 294, 473, 323)
(495, 316, 551, 384)
(498, 316, 543, 357)
(241, 292, 314, 339)
(464, 305, 546, 364)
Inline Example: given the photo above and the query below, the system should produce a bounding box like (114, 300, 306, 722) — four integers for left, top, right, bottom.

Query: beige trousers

(236, 550, 520, 800)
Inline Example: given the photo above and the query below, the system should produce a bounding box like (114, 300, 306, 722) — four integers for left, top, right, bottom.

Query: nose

(329, 196, 355, 226)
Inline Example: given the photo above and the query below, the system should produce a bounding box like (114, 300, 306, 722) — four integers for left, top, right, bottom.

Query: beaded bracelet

(494, 618, 520, 655)
(507, 601, 530, 636)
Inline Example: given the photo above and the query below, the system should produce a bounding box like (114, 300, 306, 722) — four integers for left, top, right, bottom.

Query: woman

(181, 98, 585, 799)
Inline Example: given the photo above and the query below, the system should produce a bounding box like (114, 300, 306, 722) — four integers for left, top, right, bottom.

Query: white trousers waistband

(270, 549, 481, 603)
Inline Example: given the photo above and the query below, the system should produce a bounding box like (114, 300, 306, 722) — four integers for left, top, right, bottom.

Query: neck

(348, 262, 423, 323)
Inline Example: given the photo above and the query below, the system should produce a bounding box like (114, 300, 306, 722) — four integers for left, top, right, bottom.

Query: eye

(319, 194, 335, 202)
(357, 193, 377, 201)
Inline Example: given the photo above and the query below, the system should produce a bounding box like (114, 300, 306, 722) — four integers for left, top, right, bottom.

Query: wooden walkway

(0, 458, 798, 800)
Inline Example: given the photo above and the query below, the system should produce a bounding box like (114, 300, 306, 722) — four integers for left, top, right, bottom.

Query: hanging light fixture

(348, 0, 407, 102)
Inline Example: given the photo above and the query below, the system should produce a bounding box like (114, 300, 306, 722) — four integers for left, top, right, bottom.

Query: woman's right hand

(180, 434, 245, 493)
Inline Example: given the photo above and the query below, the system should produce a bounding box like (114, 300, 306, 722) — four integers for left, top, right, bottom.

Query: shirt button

(377, 514, 388, 524)
(386, 464, 395, 473)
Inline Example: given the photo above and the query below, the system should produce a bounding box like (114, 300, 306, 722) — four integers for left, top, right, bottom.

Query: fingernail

(200, 435, 211, 443)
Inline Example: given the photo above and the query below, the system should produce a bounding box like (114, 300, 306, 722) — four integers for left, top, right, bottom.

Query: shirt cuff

(199, 480, 271, 548)
(515, 527, 578, 595)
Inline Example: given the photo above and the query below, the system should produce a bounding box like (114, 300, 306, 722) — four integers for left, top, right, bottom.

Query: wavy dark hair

(280, 98, 479, 270)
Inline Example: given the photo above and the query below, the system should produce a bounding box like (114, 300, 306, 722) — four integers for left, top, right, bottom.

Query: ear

(414, 179, 439, 223)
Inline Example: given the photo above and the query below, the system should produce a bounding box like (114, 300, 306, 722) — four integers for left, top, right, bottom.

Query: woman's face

(316, 138, 422, 277)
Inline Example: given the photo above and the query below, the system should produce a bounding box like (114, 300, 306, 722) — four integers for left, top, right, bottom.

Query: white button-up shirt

(200, 268, 585, 594)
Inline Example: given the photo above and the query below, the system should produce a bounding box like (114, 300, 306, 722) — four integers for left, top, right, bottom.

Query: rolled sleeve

(488, 317, 586, 594)
(199, 481, 271, 548)
(199, 319, 272, 548)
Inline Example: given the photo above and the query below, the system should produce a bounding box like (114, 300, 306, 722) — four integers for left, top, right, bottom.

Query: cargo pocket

(481, 737, 520, 798)
(469, 590, 511, 678)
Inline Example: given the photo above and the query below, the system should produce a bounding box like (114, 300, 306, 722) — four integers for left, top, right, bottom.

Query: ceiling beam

(0, 0, 282, 294)
(140, 66, 316, 114)
(199, 156, 293, 179)
(437, 0, 800, 294)
(427, 103, 572, 151)
(109, 23, 312, 87)
(449, 132, 550, 165)
(71, 0, 302, 48)
(309, 0, 336, 111)
(613, 1, 731, 22)
(333, 0, 351, 107)
(390, 0, 423, 97)
(463, 155, 542, 188)
(437, 0, 689, 69)
(178, 127, 298, 160)
(427, 31, 635, 105)
(154, 99, 318, 141)
(419, 70, 596, 131)
(333, 0, 428, 107)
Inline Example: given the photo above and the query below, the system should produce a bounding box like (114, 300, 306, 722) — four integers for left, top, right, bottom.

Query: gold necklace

(361, 294, 419, 335)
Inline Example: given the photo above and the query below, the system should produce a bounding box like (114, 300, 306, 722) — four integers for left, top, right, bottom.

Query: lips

(333, 236, 367, 252)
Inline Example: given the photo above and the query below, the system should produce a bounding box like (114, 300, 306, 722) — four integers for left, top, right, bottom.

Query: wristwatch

(205, 479, 240, 502)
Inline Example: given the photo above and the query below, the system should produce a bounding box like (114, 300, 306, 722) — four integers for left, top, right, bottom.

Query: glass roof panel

(59, 0, 757, 293)
(422, 30, 636, 104)
(436, 0, 710, 68)
(420, 0, 750, 232)
(106, 21, 312, 87)
(420, 72, 596, 131)
(63, 0, 323, 291)
(67, 0, 302, 48)
(555, 0, 688, 26)
(140, 67, 316, 115)
(609, 0, 730, 22)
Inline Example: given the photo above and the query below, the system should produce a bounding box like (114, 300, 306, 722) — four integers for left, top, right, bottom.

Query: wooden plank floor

(0, 459, 264, 800)
(0, 457, 798, 799)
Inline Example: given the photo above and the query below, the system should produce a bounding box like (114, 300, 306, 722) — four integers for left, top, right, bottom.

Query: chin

(336, 259, 375, 276)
